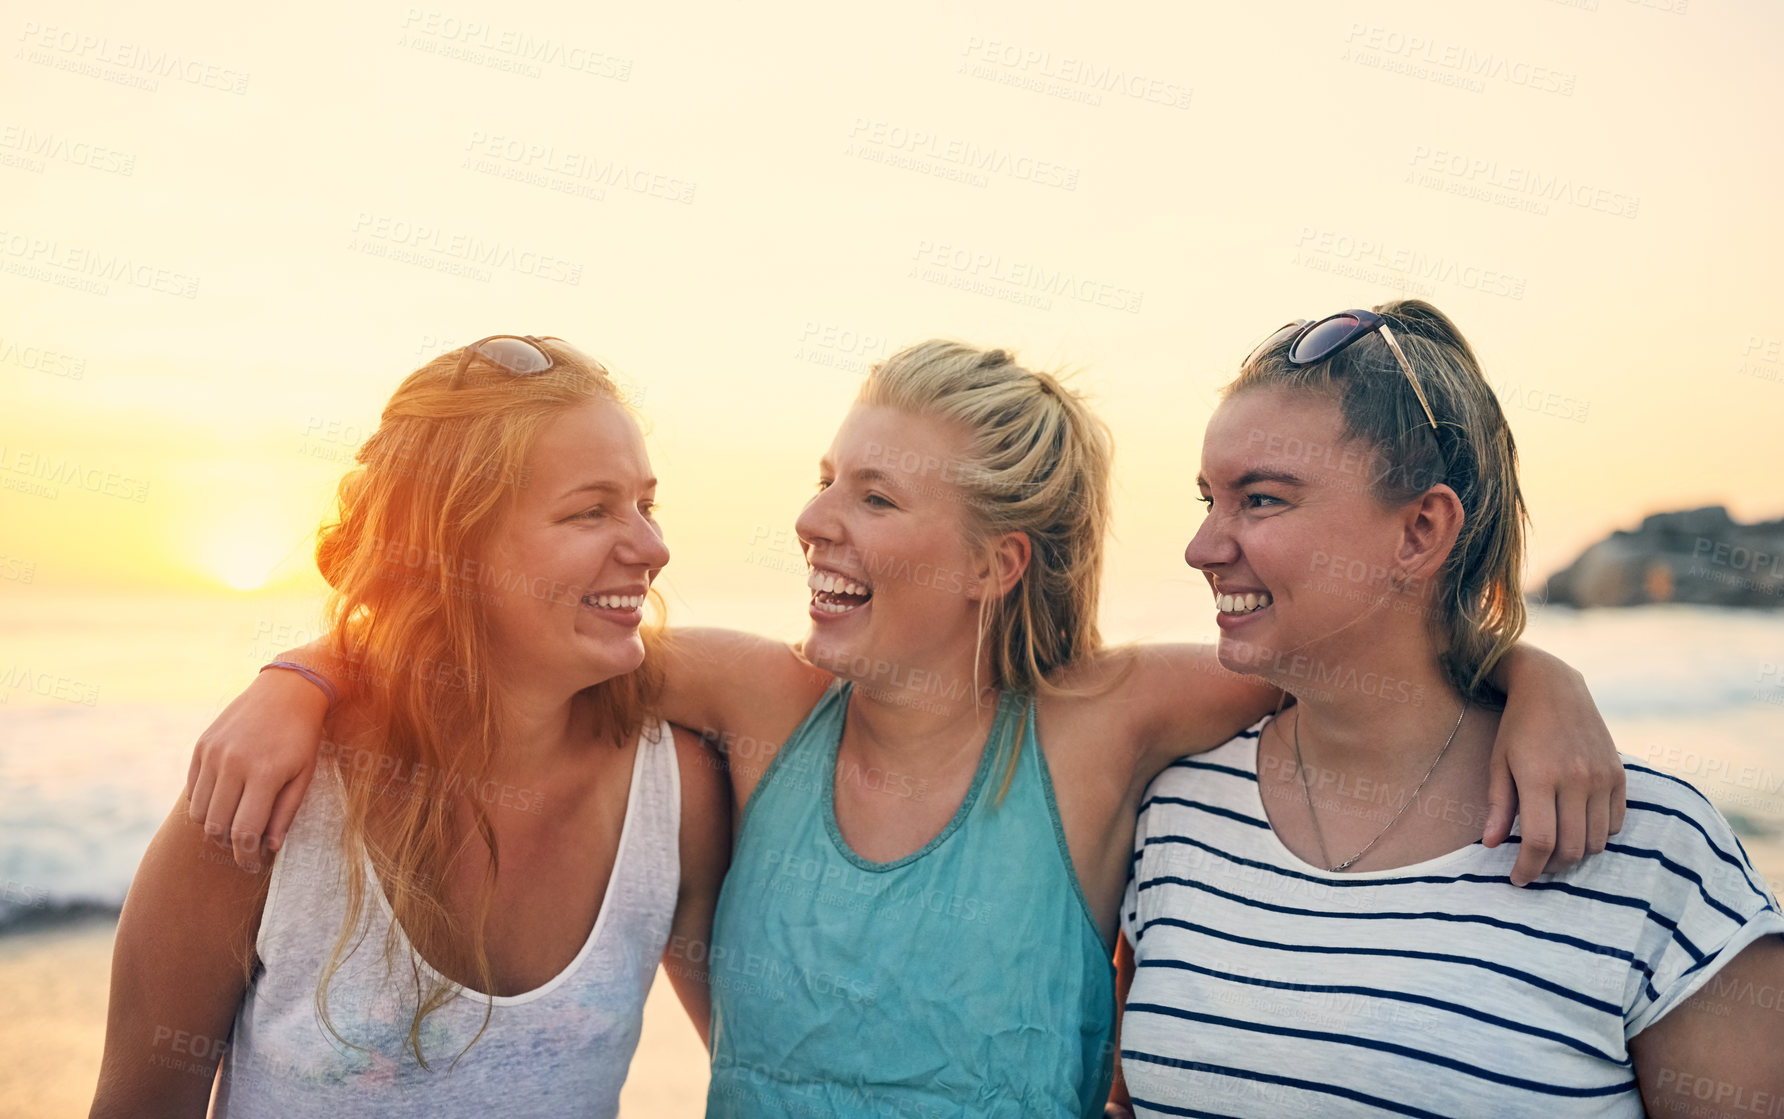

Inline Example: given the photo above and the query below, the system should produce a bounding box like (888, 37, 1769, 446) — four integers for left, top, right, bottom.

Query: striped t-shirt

(1119, 714, 1784, 1118)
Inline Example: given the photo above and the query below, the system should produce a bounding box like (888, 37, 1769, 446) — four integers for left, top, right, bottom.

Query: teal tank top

(706, 681, 1115, 1118)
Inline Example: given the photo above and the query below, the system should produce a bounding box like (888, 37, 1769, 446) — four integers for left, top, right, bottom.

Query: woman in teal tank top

(708, 683, 1112, 1116)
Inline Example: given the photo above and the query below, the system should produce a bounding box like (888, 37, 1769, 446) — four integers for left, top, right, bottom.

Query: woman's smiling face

(794, 404, 992, 692)
(479, 397, 670, 694)
(1184, 386, 1414, 684)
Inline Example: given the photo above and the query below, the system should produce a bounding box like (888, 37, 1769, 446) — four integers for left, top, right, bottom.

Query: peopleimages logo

(398, 9, 632, 80)
(15, 22, 250, 94)
(0, 443, 150, 503)
(0, 229, 200, 298)
(1406, 145, 1639, 218)
(0, 124, 136, 175)
(908, 240, 1144, 313)
(347, 213, 583, 286)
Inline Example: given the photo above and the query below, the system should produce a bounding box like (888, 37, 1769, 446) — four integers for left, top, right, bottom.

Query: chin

(1216, 636, 1266, 677)
(579, 639, 646, 685)
(802, 627, 858, 680)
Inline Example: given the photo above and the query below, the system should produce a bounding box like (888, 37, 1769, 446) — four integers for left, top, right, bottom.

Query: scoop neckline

(1244, 712, 1488, 880)
(823, 683, 1014, 873)
(345, 725, 653, 1006)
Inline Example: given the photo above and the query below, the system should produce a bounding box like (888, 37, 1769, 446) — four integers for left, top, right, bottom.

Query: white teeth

(1216, 592, 1273, 615)
(805, 570, 871, 597)
(813, 599, 854, 614)
(584, 593, 644, 610)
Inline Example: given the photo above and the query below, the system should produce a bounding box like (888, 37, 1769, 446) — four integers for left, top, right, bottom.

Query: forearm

(1486, 642, 1587, 700)
(268, 635, 354, 709)
(1108, 935, 1135, 1113)
(662, 940, 713, 1051)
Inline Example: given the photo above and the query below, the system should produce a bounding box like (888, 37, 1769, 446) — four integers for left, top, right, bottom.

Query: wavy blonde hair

(1228, 299, 1527, 704)
(312, 338, 662, 1066)
(858, 341, 1114, 799)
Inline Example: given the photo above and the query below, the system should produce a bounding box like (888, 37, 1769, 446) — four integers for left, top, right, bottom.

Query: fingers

(232, 780, 276, 873)
(1585, 790, 1611, 857)
(1546, 787, 1588, 877)
(265, 765, 317, 855)
(1609, 765, 1628, 836)
(185, 742, 203, 807)
(203, 773, 244, 852)
(1510, 792, 1556, 888)
(187, 747, 219, 828)
(1482, 753, 1516, 848)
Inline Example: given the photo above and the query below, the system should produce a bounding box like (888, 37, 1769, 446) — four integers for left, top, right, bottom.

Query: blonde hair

(312, 338, 663, 1065)
(857, 340, 1114, 798)
(1227, 300, 1527, 704)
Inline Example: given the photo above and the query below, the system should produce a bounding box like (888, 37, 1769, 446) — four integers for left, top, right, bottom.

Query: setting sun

(202, 522, 304, 592)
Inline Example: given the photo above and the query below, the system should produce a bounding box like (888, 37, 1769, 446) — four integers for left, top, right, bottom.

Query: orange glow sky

(4, 0, 1781, 640)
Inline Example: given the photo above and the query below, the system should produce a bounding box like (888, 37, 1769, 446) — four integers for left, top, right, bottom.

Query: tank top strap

(733, 677, 849, 831)
(1010, 693, 1105, 938)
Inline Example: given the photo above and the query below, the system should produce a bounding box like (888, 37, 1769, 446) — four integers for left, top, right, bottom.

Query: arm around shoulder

(1064, 644, 1279, 788)
(657, 627, 828, 739)
(90, 799, 272, 1118)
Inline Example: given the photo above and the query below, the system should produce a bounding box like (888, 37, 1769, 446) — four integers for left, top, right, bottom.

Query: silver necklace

(1291, 701, 1468, 872)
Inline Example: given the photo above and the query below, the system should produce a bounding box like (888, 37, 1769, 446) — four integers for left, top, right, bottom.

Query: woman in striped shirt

(1113, 301, 1784, 1117)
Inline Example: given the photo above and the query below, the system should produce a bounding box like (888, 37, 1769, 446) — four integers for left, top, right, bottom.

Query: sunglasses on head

(1245, 310, 1439, 432)
(452, 335, 585, 384)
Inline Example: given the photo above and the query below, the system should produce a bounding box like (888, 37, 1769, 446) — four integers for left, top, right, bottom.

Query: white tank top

(215, 719, 680, 1118)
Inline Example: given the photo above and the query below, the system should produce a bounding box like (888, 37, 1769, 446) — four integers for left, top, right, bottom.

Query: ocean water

(1, 593, 1780, 930)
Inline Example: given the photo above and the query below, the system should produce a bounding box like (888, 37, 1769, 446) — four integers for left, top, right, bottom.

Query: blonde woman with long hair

(182, 335, 1624, 1116)
(91, 337, 730, 1116)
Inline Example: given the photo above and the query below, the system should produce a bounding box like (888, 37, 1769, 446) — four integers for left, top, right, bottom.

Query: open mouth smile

(1215, 591, 1273, 616)
(580, 589, 646, 622)
(808, 568, 873, 616)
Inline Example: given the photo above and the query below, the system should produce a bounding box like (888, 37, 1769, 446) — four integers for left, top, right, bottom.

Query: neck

(842, 652, 1002, 773)
(486, 676, 587, 776)
(1272, 639, 1466, 773)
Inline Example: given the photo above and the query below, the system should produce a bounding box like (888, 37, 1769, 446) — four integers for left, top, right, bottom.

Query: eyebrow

(558, 478, 657, 501)
(1235, 469, 1306, 488)
(1197, 468, 1307, 490)
(816, 459, 903, 490)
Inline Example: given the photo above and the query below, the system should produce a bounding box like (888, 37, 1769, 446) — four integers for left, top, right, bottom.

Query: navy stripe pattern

(1120, 716, 1784, 1118)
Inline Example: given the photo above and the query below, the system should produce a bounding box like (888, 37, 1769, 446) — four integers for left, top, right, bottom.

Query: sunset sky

(5, 0, 1781, 641)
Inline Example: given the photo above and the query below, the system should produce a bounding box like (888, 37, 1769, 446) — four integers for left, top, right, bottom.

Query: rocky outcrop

(1538, 506, 1784, 608)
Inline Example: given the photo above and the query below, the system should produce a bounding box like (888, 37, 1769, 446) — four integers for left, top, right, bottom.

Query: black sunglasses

(1245, 310, 1439, 432)
(452, 335, 575, 384)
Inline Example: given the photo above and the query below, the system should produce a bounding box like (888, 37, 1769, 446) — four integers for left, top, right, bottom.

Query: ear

(1396, 484, 1464, 583)
(969, 531, 1032, 602)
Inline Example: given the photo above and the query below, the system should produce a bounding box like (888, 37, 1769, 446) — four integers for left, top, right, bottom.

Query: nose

(1183, 504, 1235, 574)
(794, 484, 842, 562)
(620, 507, 671, 573)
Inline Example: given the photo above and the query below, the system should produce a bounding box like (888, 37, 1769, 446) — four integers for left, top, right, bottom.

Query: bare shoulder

(135, 798, 275, 927)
